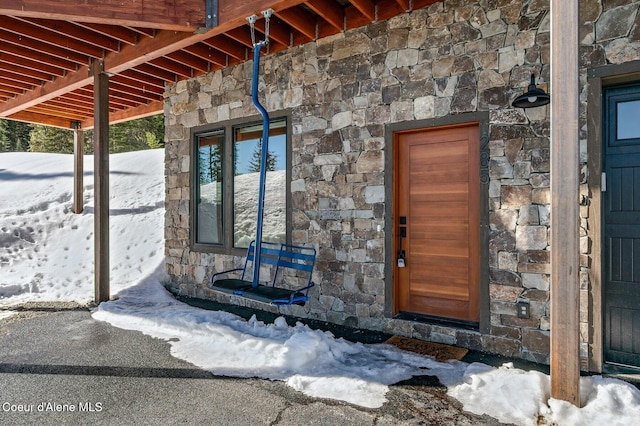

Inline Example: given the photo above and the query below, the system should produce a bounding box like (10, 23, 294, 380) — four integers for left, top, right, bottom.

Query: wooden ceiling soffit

(0, 0, 207, 31)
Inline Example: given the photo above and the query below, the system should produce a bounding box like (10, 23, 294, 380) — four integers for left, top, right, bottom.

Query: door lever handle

(398, 226, 407, 267)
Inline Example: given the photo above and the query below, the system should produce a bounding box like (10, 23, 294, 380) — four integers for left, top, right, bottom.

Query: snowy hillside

(0, 149, 165, 304)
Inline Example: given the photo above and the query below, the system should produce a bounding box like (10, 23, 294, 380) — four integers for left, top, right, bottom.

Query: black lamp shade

(512, 74, 550, 108)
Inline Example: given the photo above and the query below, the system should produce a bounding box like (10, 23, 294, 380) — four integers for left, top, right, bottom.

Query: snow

(1, 149, 639, 424)
(0, 150, 164, 303)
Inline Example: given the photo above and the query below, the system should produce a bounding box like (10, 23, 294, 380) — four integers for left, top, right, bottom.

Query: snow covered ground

(1, 149, 639, 425)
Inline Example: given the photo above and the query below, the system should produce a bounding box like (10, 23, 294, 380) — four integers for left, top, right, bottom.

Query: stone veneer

(164, 0, 640, 367)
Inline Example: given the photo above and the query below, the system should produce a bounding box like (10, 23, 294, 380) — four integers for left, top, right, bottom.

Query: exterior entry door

(604, 84, 640, 368)
(395, 124, 480, 323)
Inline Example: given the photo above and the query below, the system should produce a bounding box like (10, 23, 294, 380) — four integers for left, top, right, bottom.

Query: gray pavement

(0, 307, 505, 425)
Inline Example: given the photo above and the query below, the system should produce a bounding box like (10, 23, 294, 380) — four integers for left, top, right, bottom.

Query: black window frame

(190, 112, 292, 255)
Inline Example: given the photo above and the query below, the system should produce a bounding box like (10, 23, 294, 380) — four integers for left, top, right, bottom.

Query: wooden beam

(92, 60, 110, 303)
(350, 0, 376, 20)
(550, 0, 581, 406)
(0, 52, 67, 77)
(394, 0, 411, 11)
(5, 111, 74, 128)
(0, 33, 80, 71)
(182, 44, 228, 68)
(276, 7, 316, 40)
(80, 100, 164, 130)
(72, 125, 84, 214)
(165, 50, 211, 73)
(74, 22, 140, 46)
(305, 0, 344, 31)
(0, 0, 207, 32)
(203, 36, 246, 60)
(2, 16, 105, 59)
(111, 75, 165, 96)
(0, 28, 89, 65)
(17, 17, 121, 52)
(217, 0, 306, 25)
(0, 61, 56, 82)
(254, 18, 291, 47)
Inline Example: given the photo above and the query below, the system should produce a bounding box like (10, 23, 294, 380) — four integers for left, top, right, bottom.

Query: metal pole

(250, 41, 269, 288)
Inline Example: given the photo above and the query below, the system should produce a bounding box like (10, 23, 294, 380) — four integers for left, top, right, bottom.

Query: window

(617, 100, 640, 140)
(196, 130, 224, 245)
(192, 116, 289, 252)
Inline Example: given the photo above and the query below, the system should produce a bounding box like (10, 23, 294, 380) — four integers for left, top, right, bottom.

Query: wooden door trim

(587, 60, 640, 372)
(384, 112, 490, 333)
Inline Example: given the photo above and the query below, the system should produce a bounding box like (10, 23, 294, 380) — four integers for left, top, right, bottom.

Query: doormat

(384, 336, 468, 362)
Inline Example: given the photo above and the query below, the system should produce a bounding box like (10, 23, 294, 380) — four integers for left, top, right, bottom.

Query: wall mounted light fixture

(512, 74, 550, 108)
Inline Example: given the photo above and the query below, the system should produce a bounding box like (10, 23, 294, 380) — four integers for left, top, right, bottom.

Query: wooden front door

(603, 83, 640, 368)
(395, 124, 480, 322)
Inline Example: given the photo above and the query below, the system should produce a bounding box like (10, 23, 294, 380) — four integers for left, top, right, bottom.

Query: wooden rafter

(117, 70, 167, 90)
(0, 0, 207, 31)
(0, 79, 35, 92)
(0, 34, 81, 71)
(395, 0, 411, 11)
(305, 0, 344, 31)
(6, 110, 77, 128)
(80, 101, 164, 130)
(166, 50, 211, 73)
(203, 36, 247, 61)
(74, 22, 140, 45)
(15, 17, 121, 52)
(183, 44, 228, 68)
(2, 17, 105, 59)
(0, 52, 67, 77)
(350, 0, 376, 20)
(276, 7, 316, 40)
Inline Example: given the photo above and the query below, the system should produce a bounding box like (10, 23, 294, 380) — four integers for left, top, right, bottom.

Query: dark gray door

(604, 84, 640, 368)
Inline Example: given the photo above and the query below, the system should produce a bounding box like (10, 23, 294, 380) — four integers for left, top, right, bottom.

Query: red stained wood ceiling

(0, 0, 437, 129)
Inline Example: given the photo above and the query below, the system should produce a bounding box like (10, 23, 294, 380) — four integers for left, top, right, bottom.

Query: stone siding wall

(164, 0, 640, 365)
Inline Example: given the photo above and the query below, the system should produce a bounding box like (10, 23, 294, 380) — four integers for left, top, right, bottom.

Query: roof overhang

(0, 0, 438, 129)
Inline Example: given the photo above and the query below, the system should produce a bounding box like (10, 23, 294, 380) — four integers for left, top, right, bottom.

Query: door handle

(398, 225, 406, 267)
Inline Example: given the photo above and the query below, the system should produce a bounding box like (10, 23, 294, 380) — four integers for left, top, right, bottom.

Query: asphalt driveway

(0, 306, 505, 425)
